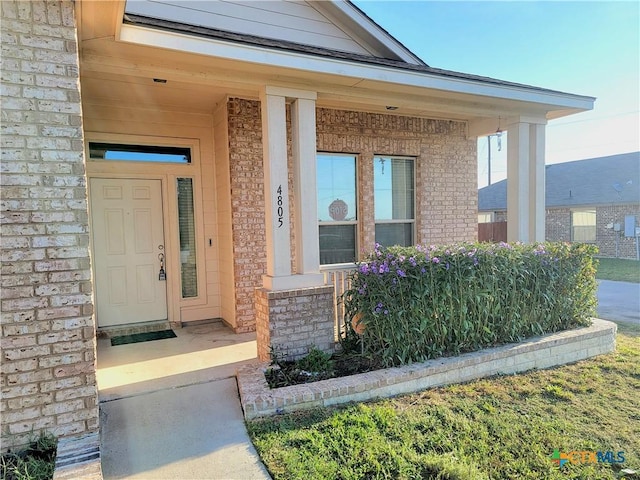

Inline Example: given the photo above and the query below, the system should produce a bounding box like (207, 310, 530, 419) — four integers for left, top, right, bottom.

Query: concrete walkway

(100, 378, 271, 479)
(98, 322, 271, 480)
(597, 280, 640, 325)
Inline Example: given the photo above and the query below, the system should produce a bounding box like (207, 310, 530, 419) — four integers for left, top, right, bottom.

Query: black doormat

(111, 329, 177, 346)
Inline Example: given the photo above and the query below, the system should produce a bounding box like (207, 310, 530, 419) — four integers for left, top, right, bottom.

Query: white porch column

(291, 95, 323, 279)
(260, 86, 324, 290)
(529, 123, 546, 242)
(506, 117, 547, 243)
(260, 88, 291, 283)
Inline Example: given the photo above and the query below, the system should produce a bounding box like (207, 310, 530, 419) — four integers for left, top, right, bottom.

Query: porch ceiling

(77, 1, 593, 127)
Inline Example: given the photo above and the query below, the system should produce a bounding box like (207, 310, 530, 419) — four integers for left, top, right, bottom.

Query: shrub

(342, 242, 598, 367)
(1, 432, 57, 480)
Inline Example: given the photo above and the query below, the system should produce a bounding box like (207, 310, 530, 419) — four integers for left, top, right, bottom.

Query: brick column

(1, 0, 99, 454)
(255, 285, 335, 361)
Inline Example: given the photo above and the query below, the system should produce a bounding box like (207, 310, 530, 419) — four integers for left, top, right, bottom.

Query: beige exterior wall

(226, 98, 478, 332)
(213, 103, 237, 327)
(0, 0, 99, 450)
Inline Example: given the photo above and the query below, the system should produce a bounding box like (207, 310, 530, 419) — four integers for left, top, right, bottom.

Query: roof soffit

(115, 22, 594, 114)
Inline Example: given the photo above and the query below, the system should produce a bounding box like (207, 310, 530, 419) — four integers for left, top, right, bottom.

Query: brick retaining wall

(238, 319, 617, 419)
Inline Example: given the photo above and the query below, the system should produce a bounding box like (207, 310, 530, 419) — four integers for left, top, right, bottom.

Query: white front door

(90, 178, 168, 327)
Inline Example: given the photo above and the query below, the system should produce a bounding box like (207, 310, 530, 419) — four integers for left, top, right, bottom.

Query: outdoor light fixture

(495, 117, 503, 151)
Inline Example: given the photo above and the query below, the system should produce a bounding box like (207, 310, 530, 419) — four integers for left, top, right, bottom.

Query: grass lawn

(596, 257, 640, 283)
(248, 323, 640, 480)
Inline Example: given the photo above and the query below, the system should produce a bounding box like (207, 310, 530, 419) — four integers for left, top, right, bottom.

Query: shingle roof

(478, 152, 640, 211)
(123, 14, 591, 100)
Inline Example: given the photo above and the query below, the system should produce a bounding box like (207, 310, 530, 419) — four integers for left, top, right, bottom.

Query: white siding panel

(125, 0, 372, 55)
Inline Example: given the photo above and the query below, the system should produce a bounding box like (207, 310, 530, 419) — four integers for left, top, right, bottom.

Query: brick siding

(255, 286, 335, 362)
(546, 208, 572, 242)
(596, 204, 640, 259)
(227, 99, 477, 332)
(491, 205, 640, 259)
(1, 0, 98, 451)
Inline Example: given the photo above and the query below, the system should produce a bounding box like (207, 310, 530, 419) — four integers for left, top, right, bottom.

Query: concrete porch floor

(97, 321, 271, 479)
(97, 321, 259, 402)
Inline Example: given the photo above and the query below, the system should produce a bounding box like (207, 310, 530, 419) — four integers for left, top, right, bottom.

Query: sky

(352, 1, 640, 188)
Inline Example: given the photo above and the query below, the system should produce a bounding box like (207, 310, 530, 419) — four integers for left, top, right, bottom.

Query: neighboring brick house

(479, 152, 640, 258)
(1, 0, 593, 458)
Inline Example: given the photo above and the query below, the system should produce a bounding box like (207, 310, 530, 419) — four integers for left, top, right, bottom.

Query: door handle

(158, 252, 166, 281)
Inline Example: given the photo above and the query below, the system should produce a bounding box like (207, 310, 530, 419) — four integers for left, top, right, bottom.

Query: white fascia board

(118, 24, 595, 112)
(321, 1, 425, 66)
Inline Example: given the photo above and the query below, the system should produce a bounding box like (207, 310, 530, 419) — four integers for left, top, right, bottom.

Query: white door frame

(85, 134, 208, 327)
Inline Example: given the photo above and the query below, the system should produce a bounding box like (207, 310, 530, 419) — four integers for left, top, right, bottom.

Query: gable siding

(0, 0, 99, 451)
(125, 0, 374, 55)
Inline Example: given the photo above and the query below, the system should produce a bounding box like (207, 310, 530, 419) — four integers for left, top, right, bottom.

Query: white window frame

(571, 209, 597, 243)
(373, 155, 416, 247)
(317, 152, 359, 266)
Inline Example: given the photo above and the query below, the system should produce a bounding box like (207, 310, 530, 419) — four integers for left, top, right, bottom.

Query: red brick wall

(546, 208, 572, 243)
(596, 204, 640, 259)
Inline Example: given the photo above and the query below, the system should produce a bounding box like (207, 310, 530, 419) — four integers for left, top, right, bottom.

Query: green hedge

(342, 242, 598, 367)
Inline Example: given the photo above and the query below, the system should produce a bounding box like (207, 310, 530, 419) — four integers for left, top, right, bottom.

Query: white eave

(315, 1, 426, 66)
(117, 23, 594, 117)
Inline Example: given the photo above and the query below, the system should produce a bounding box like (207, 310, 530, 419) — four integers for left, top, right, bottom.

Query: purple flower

(421, 267, 426, 274)
(359, 264, 371, 275)
(432, 257, 440, 264)
(446, 262, 450, 270)
(409, 257, 417, 267)
(397, 269, 406, 277)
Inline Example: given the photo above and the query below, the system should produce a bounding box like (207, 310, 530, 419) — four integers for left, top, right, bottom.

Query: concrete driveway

(597, 280, 640, 325)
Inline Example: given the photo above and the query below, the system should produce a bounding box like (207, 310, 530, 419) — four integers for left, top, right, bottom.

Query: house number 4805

(276, 185, 284, 228)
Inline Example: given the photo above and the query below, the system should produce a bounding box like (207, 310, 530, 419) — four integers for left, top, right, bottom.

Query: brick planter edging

(237, 318, 617, 419)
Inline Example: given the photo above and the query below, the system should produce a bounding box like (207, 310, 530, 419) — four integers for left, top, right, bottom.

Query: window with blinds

(177, 178, 197, 298)
(317, 153, 358, 265)
(374, 157, 415, 247)
(571, 209, 596, 243)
